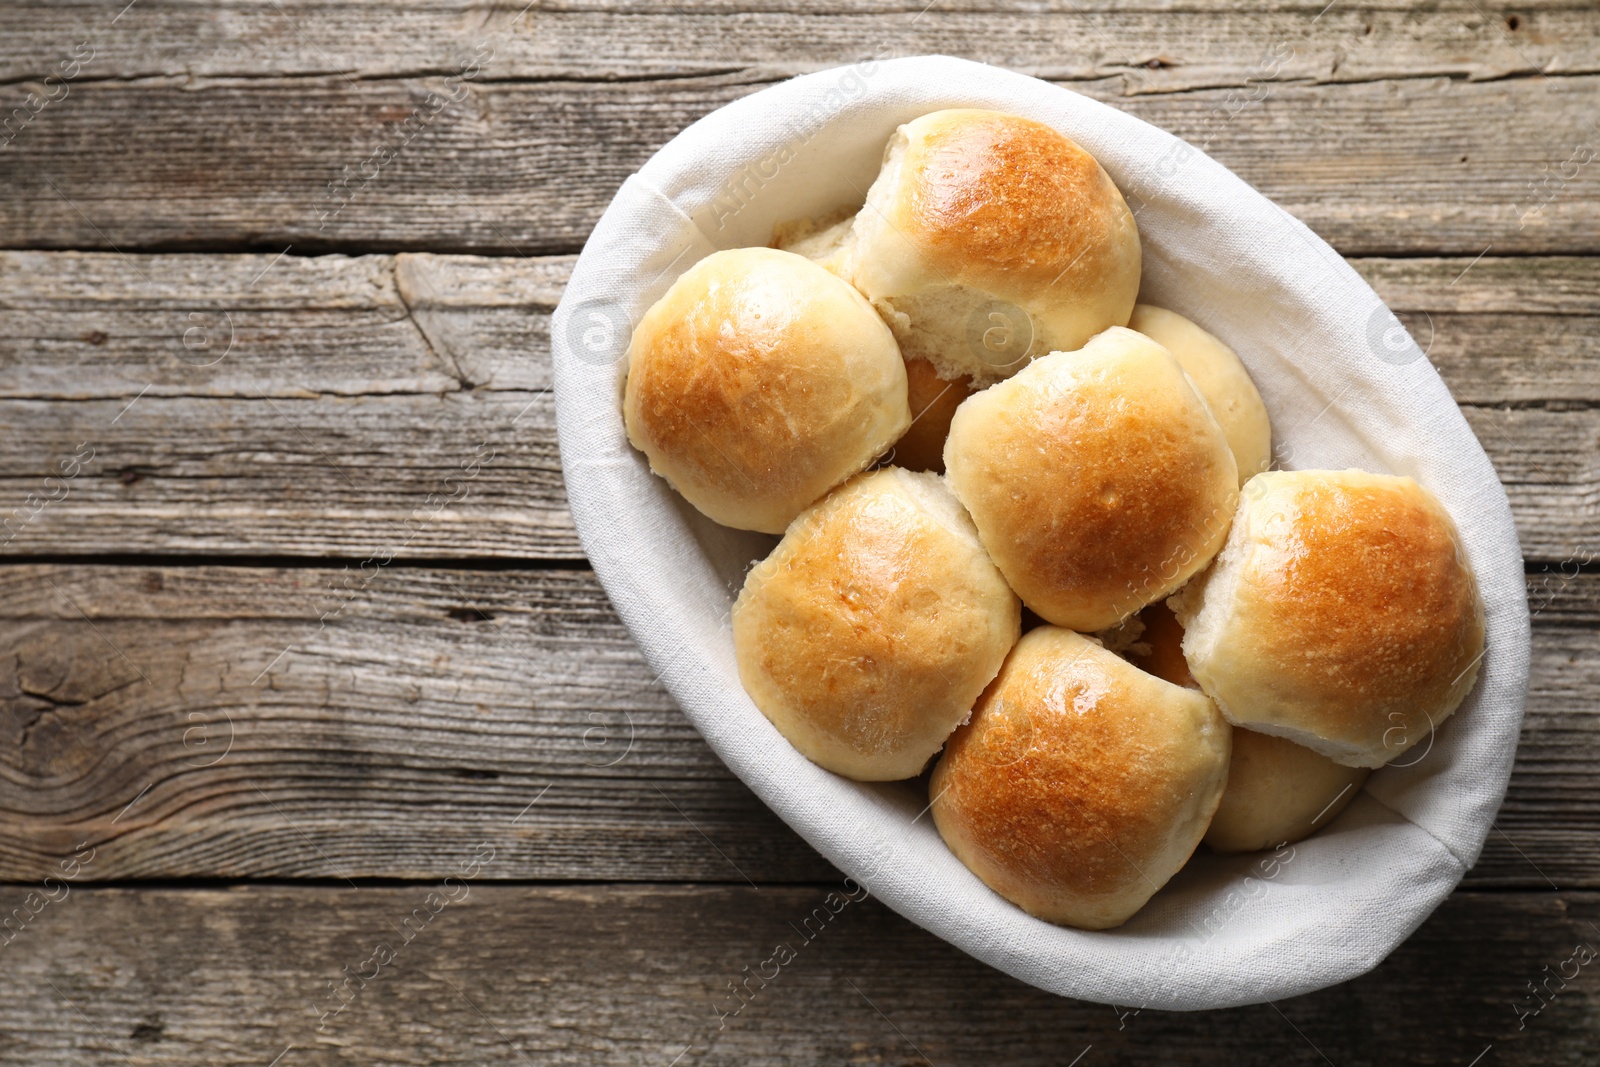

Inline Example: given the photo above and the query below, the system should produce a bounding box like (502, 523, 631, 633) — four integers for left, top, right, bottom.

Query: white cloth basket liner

(550, 56, 1530, 1010)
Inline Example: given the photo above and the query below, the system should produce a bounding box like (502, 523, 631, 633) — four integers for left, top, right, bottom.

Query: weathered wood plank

(0, 564, 829, 884)
(1, 251, 1596, 560)
(1353, 255, 1600, 316)
(2, 0, 1593, 89)
(0, 71, 1595, 255)
(0, 250, 561, 398)
(0, 391, 577, 558)
(1463, 407, 1600, 563)
(1351, 257, 1600, 406)
(0, 884, 1594, 1065)
(0, 565, 1594, 886)
(0, 250, 573, 557)
(9, 252, 1599, 403)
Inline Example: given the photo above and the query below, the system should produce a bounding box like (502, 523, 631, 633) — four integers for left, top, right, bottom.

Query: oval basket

(550, 55, 1530, 1010)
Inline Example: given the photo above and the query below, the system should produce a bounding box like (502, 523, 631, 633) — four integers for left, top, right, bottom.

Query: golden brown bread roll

(1123, 601, 1368, 853)
(839, 109, 1141, 386)
(1204, 728, 1370, 854)
(623, 247, 910, 534)
(944, 326, 1239, 632)
(732, 467, 1020, 781)
(890, 358, 974, 473)
(1128, 305, 1273, 484)
(930, 627, 1230, 929)
(1172, 469, 1486, 768)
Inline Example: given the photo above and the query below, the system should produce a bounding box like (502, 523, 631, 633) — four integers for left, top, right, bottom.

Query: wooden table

(1, 3, 1596, 1063)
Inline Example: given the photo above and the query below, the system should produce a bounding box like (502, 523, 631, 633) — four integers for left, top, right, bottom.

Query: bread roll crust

(1174, 469, 1486, 768)
(623, 247, 910, 534)
(1204, 729, 1369, 854)
(930, 627, 1230, 929)
(944, 327, 1239, 632)
(844, 109, 1141, 385)
(891, 358, 973, 473)
(907, 112, 1117, 293)
(733, 468, 1020, 781)
(1128, 305, 1273, 484)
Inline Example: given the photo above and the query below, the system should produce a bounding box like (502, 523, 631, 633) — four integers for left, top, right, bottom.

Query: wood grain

(0, 70, 1596, 255)
(0, 564, 1593, 887)
(1354, 256, 1600, 317)
(3, 0, 1595, 87)
(0, 564, 828, 884)
(0, 883, 1595, 1065)
(2, 251, 1596, 561)
(0, 4, 1592, 1056)
(0, 251, 575, 558)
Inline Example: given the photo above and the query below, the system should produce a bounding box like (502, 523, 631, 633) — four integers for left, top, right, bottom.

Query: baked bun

(1123, 601, 1369, 853)
(733, 467, 1020, 781)
(1205, 729, 1370, 854)
(623, 247, 910, 533)
(1128, 305, 1272, 484)
(1172, 469, 1486, 768)
(840, 109, 1141, 386)
(944, 327, 1239, 632)
(930, 627, 1230, 929)
(891, 358, 974, 473)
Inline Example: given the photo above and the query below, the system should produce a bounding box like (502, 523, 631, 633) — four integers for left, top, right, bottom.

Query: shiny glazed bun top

(733, 467, 1020, 781)
(841, 109, 1142, 386)
(944, 326, 1239, 632)
(930, 627, 1230, 930)
(1173, 469, 1487, 768)
(623, 247, 910, 534)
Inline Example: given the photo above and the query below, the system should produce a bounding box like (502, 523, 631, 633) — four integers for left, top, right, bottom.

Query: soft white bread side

(930, 627, 1231, 930)
(1172, 469, 1487, 768)
(944, 326, 1239, 632)
(772, 209, 855, 275)
(1128, 305, 1273, 485)
(732, 468, 1020, 781)
(623, 247, 910, 533)
(1204, 728, 1370, 854)
(840, 109, 1141, 386)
